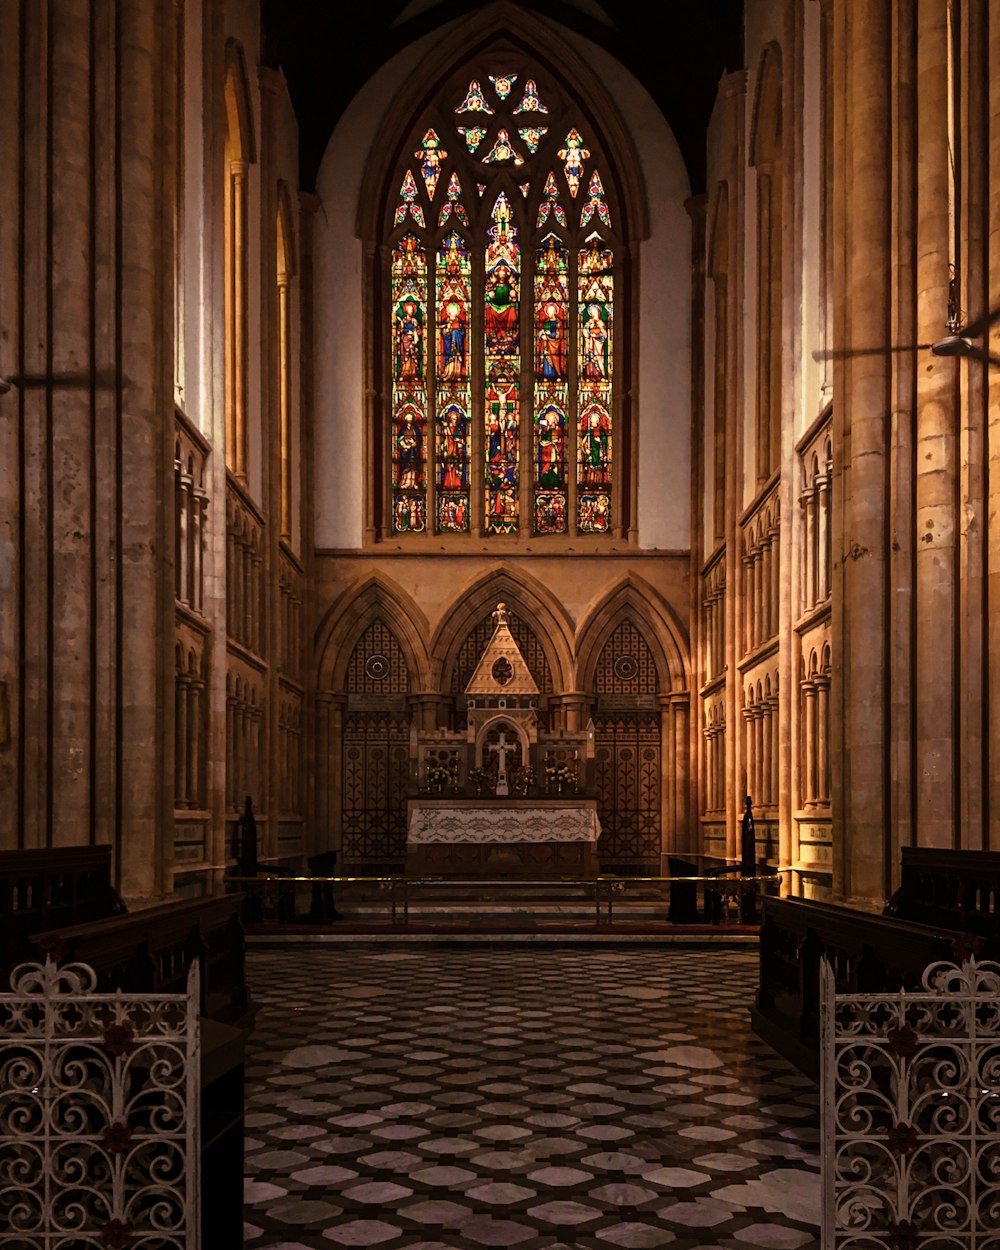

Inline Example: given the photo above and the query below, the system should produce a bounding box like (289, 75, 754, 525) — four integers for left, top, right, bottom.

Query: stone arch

(575, 575, 691, 870)
(749, 42, 782, 170)
(224, 40, 257, 165)
(432, 565, 574, 696)
(357, 0, 649, 244)
(315, 573, 430, 693)
(276, 180, 298, 280)
(575, 575, 689, 695)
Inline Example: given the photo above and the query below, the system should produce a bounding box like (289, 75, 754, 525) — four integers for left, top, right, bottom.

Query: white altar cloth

(407, 803, 601, 845)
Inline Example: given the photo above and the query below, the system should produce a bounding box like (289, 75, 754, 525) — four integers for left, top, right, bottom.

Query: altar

(407, 798, 600, 877)
(405, 603, 602, 877)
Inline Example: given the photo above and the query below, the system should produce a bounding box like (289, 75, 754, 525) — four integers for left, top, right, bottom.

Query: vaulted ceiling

(260, 0, 745, 196)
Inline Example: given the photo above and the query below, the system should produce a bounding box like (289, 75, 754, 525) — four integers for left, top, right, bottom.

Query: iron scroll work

(0, 958, 200, 1248)
(822, 954, 1000, 1248)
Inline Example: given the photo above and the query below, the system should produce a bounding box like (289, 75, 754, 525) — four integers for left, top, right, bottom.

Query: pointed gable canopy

(464, 602, 539, 697)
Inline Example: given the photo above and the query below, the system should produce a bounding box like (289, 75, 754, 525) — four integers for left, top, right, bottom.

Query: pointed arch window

(383, 58, 624, 539)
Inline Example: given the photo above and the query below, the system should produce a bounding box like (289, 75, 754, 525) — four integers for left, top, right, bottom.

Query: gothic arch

(706, 180, 730, 281)
(356, 1, 648, 244)
(749, 42, 782, 169)
(315, 574, 430, 693)
(432, 565, 574, 693)
(575, 576, 689, 695)
(224, 40, 257, 165)
(276, 180, 298, 280)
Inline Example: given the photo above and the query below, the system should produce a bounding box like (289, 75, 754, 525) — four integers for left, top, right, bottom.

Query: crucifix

(489, 730, 515, 796)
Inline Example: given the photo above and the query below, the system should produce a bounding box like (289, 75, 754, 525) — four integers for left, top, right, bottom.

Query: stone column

(802, 487, 816, 612)
(914, 0, 957, 848)
(175, 677, 188, 808)
(803, 680, 817, 807)
(831, 0, 893, 902)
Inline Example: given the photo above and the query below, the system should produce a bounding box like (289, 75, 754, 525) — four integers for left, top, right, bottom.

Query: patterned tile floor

(243, 945, 820, 1249)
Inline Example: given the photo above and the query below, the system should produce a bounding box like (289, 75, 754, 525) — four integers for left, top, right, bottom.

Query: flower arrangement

(468, 766, 491, 794)
(510, 764, 534, 794)
(545, 761, 577, 791)
(425, 762, 457, 789)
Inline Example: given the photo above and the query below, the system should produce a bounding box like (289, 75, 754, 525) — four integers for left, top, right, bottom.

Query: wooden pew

(0, 845, 124, 980)
(752, 895, 962, 1080)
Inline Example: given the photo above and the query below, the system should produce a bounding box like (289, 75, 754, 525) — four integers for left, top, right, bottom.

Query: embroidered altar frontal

(406, 799, 600, 876)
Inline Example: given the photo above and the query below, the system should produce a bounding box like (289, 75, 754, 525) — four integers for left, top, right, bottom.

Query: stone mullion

(253, 549, 264, 654)
(770, 694, 780, 810)
(802, 486, 816, 612)
(192, 490, 207, 614)
(803, 680, 817, 807)
(769, 526, 781, 638)
(175, 675, 189, 808)
(816, 472, 831, 601)
(753, 546, 764, 647)
(817, 676, 830, 805)
(178, 468, 192, 604)
(187, 676, 201, 808)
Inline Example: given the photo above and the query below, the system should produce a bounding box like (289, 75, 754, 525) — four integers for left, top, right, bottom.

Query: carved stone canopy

(464, 603, 540, 697)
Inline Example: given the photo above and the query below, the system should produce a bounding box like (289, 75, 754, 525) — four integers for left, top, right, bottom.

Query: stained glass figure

(393, 493, 426, 533)
(580, 170, 611, 227)
(535, 490, 567, 535)
(483, 129, 524, 165)
(533, 234, 568, 533)
(490, 73, 516, 100)
(391, 236, 429, 531)
(416, 129, 447, 200)
(437, 492, 469, 532)
(537, 171, 567, 228)
(477, 183, 486, 197)
(438, 172, 469, 227)
(558, 128, 590, 197)
(485, 376, 520, 532)
(436, 232, 471, 532)
(578, 490, 610, 533)
(456, 80, 494, 114)
(577, 235, 613, 531)
(518, 127, 547, 153)
(535, 402, 566, 489)
(395, 170, 425, 226)
(519, 183, 531, 198)
(513, 79, 548, 113)
(458, 125, 488, 153)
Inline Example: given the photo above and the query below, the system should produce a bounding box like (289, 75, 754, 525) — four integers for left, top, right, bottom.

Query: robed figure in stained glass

(581, 302, 609, 381)
(536, 300, 566, 382)
(536, 404, 565, 488)
(394, 299, 423, 380)
(485, 261, 518, 355)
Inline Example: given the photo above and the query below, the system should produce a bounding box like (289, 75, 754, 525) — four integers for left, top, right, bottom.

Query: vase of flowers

(425, 762, 457, 793)
(468, 766, 491, 797)
(545, 761, 577, 795)
(510, 765, 534, 797)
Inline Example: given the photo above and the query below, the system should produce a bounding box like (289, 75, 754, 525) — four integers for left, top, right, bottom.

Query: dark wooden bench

(17, 868, 251, 1248)
(752, 895, 963, 1080)
(0, 845, 125, 979)
(884, 846, 1000, 944)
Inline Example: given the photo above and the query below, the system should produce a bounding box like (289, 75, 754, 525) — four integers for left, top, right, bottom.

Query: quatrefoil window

(492, 657, 514, 686)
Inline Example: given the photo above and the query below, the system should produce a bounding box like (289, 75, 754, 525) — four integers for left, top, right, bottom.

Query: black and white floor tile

(243, 946, 820, 1249)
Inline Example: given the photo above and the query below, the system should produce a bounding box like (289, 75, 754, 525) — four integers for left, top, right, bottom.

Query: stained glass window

(384, 58, 621, 540)
(578, 235, 613, 532)
(391, 236, 428, 532)
(436, 233, 471, 532)
(484, 193, 520, 533)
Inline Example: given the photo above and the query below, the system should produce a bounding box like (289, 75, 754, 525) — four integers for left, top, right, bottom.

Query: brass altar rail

(225, 871, 782, 928)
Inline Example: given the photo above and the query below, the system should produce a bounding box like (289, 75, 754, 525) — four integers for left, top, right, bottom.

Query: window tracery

(382, 57, 623, 539)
